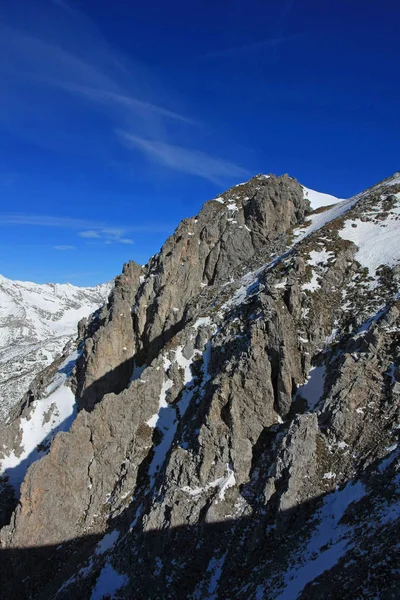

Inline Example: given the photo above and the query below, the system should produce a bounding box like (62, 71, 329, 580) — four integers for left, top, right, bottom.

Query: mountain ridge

(0, 171, 399, 599)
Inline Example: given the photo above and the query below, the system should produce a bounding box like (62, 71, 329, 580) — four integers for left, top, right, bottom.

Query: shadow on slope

(78, 316, 187, 412)
(1, 450, 399, 600)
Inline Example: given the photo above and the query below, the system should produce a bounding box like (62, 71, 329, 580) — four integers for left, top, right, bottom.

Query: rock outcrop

(76, 260, 142, 411)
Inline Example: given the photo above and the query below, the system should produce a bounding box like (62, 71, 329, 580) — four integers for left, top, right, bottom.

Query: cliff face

(76, 174, 308, 411)
(1, 173, 400, 599)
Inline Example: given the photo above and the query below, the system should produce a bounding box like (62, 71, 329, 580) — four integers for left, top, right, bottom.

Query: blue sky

(0, 0, 399, 286)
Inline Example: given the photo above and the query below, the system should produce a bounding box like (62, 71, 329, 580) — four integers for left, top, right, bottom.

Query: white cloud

(54, 245, 75, 250)
(79, 230, 100, 239)
(0, 213, 172, 233)
(79, 228, 134, 245)
(118, 133, 250, 184)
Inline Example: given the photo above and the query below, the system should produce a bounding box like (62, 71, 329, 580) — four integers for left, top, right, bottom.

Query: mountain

(0, 276, 112, 422)
(0, 172, 399, 599)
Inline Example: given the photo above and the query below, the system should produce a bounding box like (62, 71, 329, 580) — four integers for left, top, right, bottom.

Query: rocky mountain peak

(76, 174, 311, 411)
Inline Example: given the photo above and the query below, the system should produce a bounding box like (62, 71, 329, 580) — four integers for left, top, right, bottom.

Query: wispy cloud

(79, 230, 100, 239)
(54, 244, 75, 250)
(0, 214, 102, 229)
(204, 35, 302, 59)
(0, 24, 195, 156)
(118, 132, 250, 184)
(47, 82, 198, 126)
(0, 12, 247, 184)
(0, 213, 172, 233)
(79, 228, 134, 244)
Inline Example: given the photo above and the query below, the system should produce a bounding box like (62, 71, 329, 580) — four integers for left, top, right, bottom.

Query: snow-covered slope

(302, 185, 345, 209)
(0, 346, 79, 494)
(339, 191, 400, 281)
(0, 274, 112, 421)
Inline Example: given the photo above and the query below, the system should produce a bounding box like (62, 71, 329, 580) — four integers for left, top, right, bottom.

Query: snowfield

(0, 349, 79, 496)
(338, 199, 400, 281)
(302, 185, 345, 210)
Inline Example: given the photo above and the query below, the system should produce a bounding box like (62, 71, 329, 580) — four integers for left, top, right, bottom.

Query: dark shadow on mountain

(78, 317, 188, 412)
(0, 498, 325, 600)
(59, 357, 77, 378)
(77, 356, 135, 412)
(1, 454, 398, 600)
(133, 315, 188, 368)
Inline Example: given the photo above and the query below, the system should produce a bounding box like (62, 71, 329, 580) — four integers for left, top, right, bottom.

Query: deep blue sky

(0, 0, 399, 286)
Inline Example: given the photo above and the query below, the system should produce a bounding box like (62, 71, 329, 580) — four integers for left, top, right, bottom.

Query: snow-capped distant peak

(302, 186, 346, 210)
(0, 275, 112, 420)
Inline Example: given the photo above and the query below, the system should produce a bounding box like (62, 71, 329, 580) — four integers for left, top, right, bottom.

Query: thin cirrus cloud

(118, 132, 250, 185)
(203, 34, 303, 59)
(79, 229, 134, 245)
(48, 81, 199, 126)
(0, 10, 248, 184)
(0, 213, 172, 246)
(0, 213, 172, 232)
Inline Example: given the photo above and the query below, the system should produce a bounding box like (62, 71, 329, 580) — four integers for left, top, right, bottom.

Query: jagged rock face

(1, 172, 400, 600)
(132, 174, 309, 364)
(76, 174, 310, 410)
(0, 276, 111, 421)
(76, 261, 142, 411)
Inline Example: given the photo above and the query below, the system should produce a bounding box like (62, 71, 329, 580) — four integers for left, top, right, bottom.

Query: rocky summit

(0, 172, 399, 599)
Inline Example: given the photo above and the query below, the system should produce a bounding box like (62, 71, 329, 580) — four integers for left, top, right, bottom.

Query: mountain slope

(0, 275, 112, 421)
(0, 172, 399, 599)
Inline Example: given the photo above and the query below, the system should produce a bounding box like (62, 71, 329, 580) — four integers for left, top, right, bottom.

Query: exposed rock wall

(76, 260, 142, 411)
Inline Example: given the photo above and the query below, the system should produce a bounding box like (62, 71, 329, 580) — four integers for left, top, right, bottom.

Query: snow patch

(307, 249, 335, 266)
(90, 561, 128, 600)
(275, 480, 366, 599)
(181, 464, 236, 501)
(339, 214, 400, 280)
(301, 271, 321, 292)
(293, 196, 359, 242)
(95, 529, 120, 555)
(295, 365, 326, 410)
(302, 186, 345, 210)
(146, 358, 173, 430)
(0, 350, 79, 495)
(193, 316, 212, 330)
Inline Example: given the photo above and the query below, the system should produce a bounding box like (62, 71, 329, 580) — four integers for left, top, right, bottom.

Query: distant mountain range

(0, 275, 112, 421)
